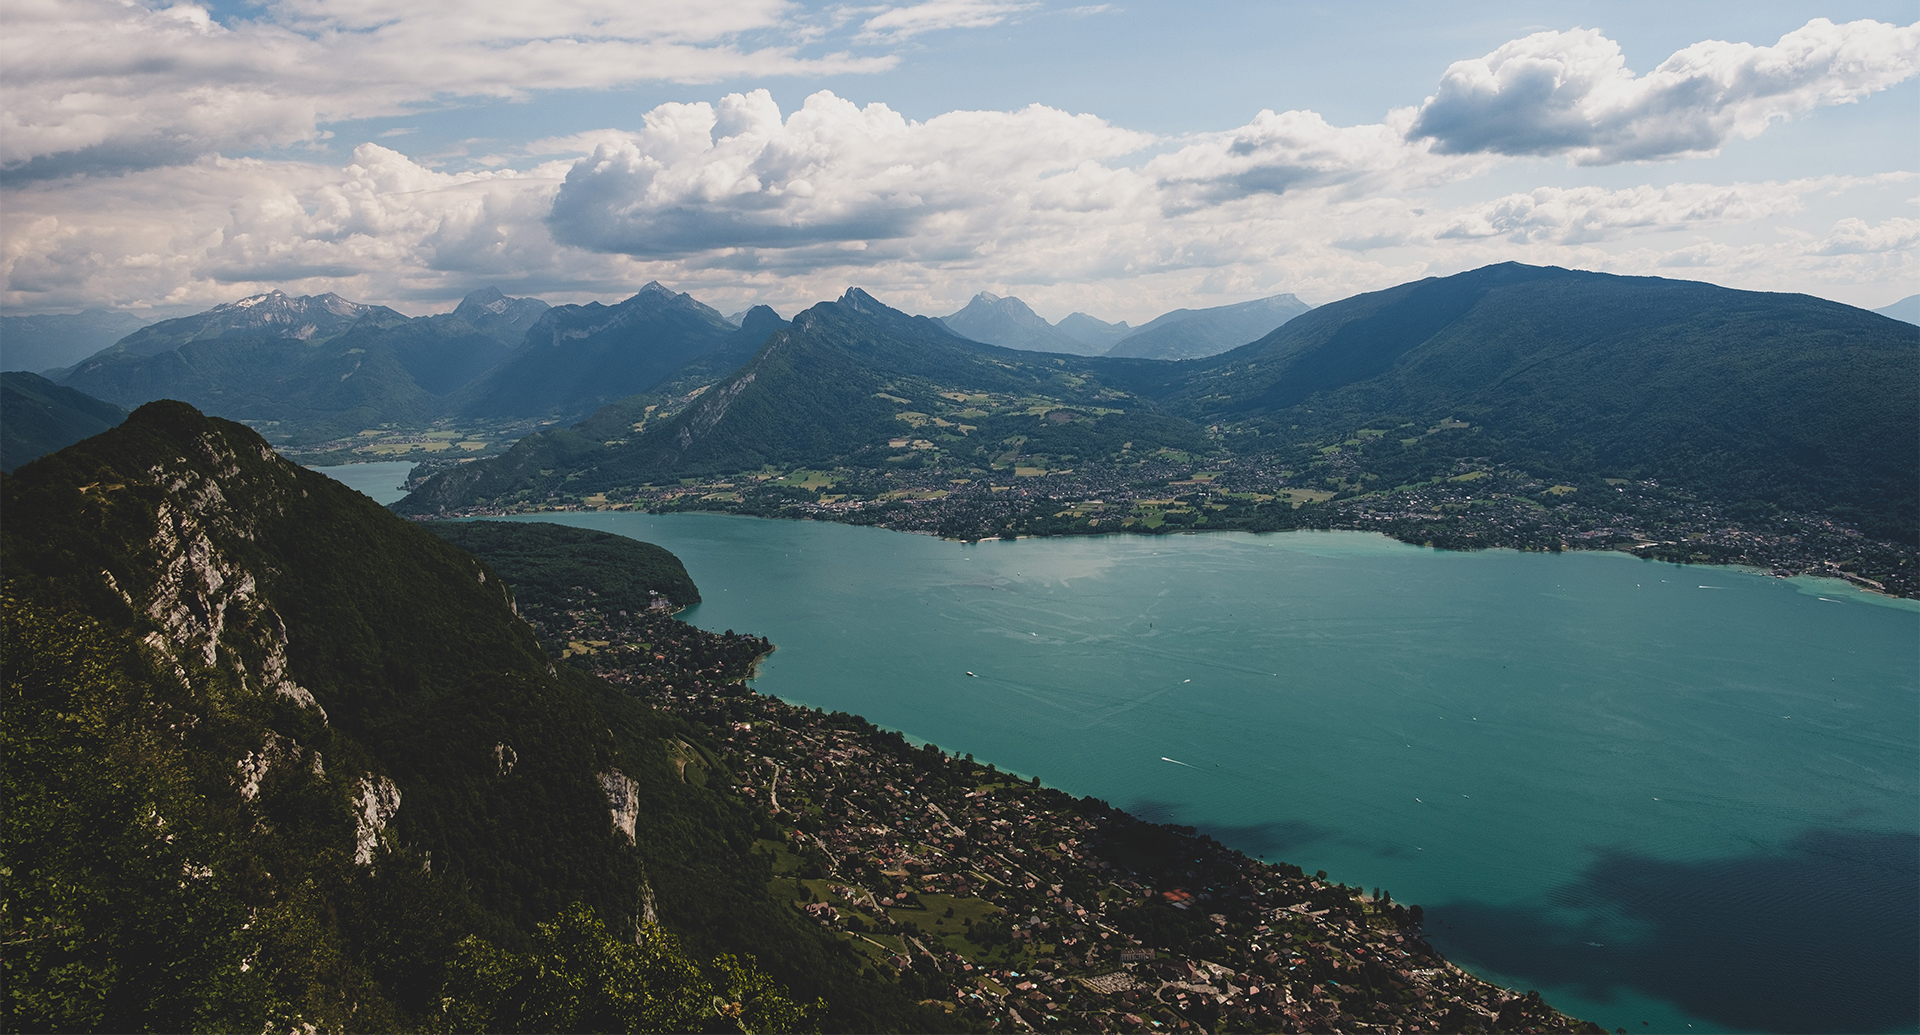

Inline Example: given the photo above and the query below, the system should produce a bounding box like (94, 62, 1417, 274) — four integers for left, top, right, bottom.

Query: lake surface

(313, 467, 1919, 1033)
(309, 460, 415, 504)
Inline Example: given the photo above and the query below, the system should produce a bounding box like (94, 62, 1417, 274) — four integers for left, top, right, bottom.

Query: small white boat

(966, 671, 976, 677)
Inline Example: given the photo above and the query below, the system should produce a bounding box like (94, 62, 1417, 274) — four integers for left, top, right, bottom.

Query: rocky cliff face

(0, 402, 674, 1029)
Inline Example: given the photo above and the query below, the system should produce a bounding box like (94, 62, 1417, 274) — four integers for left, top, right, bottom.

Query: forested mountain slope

(1140, 263, 1920, 543)
(450, 283, 773, 422)
(397, 289, 1205, 514)
(1, 401, 952, 1032)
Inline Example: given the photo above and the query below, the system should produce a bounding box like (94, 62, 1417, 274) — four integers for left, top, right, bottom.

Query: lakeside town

(520, 591, 1607, 1035)
(413, 447, 1917, 600)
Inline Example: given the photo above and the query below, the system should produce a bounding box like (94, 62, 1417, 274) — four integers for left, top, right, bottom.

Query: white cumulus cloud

(1810, 216, 1920, 255)
(1408, 18, 1920, 164)
(545, 89, 1152, 259)
(3, 16, 1914, 318)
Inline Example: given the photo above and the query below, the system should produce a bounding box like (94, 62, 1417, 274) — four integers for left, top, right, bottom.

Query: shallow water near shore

(315, 464, 1918, 1034)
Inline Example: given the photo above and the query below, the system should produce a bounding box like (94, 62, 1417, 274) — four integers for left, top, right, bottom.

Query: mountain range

(11, 285, 1306, 459)
(450, 283, 778, 420)
(399, 264, 1918, 552)
(938, 290, 1311, 360)
(11, 265, 1916, 552)
(43, 285, 795, 446)
(938, 292, 1104, 355)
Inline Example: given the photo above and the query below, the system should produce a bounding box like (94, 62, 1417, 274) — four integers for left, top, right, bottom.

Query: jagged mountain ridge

(397, 288, 1205, 513)
(2, 400, 949, 1031)
(100, 290, 398, 360)
(449, 282, 776, 421)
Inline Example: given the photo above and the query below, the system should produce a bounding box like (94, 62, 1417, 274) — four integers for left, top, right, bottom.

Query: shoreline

(424, 499, 1920, 604)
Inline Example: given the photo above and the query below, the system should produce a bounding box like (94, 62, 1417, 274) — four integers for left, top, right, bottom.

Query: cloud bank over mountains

(3, 5, 1915, 320)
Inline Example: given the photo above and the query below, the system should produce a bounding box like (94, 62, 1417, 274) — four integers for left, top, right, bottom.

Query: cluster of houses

(522, 557, 1604, 1032)
(605, 654, 1600, 1032)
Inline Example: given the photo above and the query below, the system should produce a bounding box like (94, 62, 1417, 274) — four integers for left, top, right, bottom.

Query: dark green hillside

(2, 402, 954, 1032)
(451, 282, 768, 421)
(1150, 264, 1920, 543)
(397, 289, 1204, 514)
(329, 309, 516, 398)
(425, 521, 701, 611)
(63, 332, 338, 412)
(0, 371, 126, 471)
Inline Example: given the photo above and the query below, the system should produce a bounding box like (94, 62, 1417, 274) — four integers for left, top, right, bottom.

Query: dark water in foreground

(315, 468, 1920, 1034)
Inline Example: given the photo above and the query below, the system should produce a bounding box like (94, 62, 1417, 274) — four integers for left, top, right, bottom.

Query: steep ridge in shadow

(451, 282, 752, 421)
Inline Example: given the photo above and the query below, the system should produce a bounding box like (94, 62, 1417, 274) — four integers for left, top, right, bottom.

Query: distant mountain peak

(214, 290, 368, 321)
(939, 291, 1100, 355)
(460, 285, 509, 308)
(838, 287, 890, 314)
(228, 290, 286, 310)
(738, 305, 785, 333)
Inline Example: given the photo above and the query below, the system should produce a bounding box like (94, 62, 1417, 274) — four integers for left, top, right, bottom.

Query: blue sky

(3, 0, 1915, 320)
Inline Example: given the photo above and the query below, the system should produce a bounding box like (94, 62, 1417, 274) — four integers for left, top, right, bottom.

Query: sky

(2, 0, 1916, 322)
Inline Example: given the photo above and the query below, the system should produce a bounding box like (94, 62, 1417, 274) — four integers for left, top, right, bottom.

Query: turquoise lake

(322, 465, 1920, 1033)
